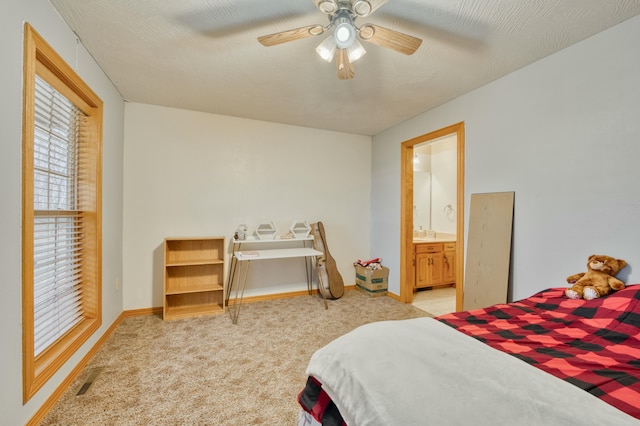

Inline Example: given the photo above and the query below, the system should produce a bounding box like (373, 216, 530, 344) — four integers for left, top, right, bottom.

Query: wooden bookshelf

(163, 237, 225, 320)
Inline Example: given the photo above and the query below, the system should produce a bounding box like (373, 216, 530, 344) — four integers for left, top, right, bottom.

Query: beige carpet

(41, 290, 430, 425)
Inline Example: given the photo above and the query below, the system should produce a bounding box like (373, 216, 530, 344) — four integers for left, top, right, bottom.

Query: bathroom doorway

(400, 122, 465, 310)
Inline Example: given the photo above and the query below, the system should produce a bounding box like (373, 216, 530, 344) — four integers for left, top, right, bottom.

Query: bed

(297, 285, 640, 425)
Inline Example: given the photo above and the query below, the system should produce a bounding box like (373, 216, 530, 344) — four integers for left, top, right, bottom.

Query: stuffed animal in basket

(565, 254, 627, 300)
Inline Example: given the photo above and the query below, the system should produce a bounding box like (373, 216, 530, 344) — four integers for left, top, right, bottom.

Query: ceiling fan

(258, 0, 422, 80)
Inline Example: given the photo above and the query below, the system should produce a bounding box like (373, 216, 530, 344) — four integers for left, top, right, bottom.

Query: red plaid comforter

(438, 285, 640, 419)
(298, 376, 346, 426)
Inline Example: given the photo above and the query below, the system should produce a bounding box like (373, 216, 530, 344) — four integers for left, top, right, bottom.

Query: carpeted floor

(41, 290, 430, 425)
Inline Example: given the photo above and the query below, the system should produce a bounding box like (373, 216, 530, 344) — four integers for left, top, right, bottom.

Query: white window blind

(32, 75, 85, 357)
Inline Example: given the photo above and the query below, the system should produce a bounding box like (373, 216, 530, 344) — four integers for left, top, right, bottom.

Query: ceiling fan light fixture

(333, 16, 356, 49)
(316, 36, 337, 62)
(347, 39, 366, 62)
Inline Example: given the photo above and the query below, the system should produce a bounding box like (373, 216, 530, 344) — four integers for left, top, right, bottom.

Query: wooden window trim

(22, 23, 103, 403)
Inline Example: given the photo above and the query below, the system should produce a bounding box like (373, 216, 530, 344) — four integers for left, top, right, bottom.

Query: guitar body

(311, 222, 344, 299)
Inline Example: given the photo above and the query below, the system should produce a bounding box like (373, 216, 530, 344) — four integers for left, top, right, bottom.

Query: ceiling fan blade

(359, 24, 422, 55)
(336, 48, 354, 80)
(258, 25, 324, 47)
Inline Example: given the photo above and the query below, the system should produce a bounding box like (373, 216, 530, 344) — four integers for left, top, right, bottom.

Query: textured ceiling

(50, 0, 640, 136)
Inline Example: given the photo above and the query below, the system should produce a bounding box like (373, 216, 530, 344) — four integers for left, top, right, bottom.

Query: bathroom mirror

(413, 135, 457, 237)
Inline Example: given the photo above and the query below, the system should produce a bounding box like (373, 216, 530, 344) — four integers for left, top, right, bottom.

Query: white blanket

(306, 318, 639, 426)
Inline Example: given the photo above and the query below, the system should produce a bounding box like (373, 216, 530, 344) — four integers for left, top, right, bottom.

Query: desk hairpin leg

(305, 256, 314, 295)
(225, 255, 237, 307)
(225, 242, 243, 306)
(230, 258, 251, 324)
(305, 240, 314, 296)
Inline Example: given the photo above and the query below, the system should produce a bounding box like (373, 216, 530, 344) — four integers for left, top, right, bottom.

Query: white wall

(0, 0, 125, 423)
(123, 103, 371, 309)
(373, 16, 640, 301)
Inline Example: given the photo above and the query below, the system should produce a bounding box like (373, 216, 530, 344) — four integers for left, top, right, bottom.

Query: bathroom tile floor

(412, 286, 456, 317)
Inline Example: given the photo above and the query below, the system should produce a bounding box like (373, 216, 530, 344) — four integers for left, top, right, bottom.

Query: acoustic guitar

(311, 221, 344, 299)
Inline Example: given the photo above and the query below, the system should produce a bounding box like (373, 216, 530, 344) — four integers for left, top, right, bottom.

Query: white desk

(226, 237, 325, 324)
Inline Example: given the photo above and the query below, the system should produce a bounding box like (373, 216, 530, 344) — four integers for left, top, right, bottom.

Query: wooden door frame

(400, 122, 465, 311)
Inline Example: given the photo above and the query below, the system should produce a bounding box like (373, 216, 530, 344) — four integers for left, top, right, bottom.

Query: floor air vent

(77, 367, 103, 396)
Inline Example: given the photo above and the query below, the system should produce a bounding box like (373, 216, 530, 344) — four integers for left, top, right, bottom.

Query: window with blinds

(23, 23, 103, 403)
(32, 75, 85, 356)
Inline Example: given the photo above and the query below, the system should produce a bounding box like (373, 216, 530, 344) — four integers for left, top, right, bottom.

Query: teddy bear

(565, 254, 627, 300)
